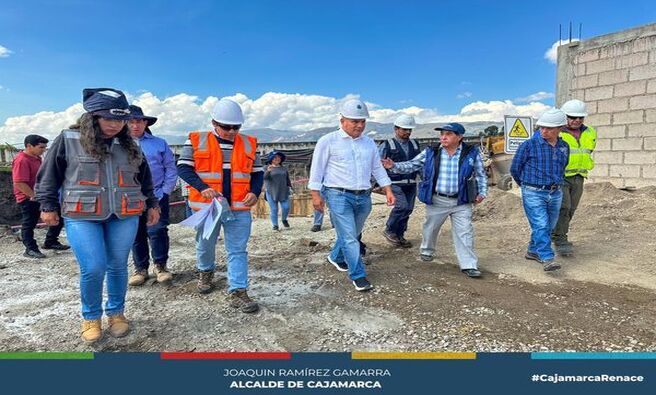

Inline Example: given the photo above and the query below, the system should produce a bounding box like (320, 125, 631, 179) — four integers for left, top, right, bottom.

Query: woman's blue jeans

(65, 215, 139, 320)
(265, 191, 290, 227)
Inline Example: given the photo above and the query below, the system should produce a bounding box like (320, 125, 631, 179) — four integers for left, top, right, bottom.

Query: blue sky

(0, 0, 654, 141)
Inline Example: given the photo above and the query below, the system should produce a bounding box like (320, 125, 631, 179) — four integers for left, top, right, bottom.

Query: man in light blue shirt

(383, 123, 487, 278)
(309, 99, 395, 291)
(128, 105, 178, 286)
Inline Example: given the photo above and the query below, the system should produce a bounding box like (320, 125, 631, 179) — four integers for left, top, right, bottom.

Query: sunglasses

(567, 116, 584, 120)
(217, 123, 241, 131)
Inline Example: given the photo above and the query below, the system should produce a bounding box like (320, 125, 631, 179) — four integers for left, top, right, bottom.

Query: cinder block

(599, 43, 633, 59)
(645, 137, 656, 150)
(594, 138, 612, 151)
(629, 94, 656, 110)
(585, 86, 614, 101)
(586, 58, 616, 74)
(623, 151, 656, 164)
(646, 109, 656, 123)
(612, 110, 644, 125)
(609, 164, 641, 178)
(592, 151, 623, 164)
(623, 177, 656, 188)
(587, 113, 611, 126)
(615, 52, 650, 69)
(643, 165, 656, 179)
(576, 63, 586, 76)
(614, 80, 647, 97)
(596, 125, 626, 138)
(577, 49, 599, 63)
(627, 123, 656, 137)
(597, 97, 629, 113)
(633, 36, 656, 52)
(587, 101, 598, 115)
(629, 64, 656, 81)
(573, 74, 598, 89)
(647, 80, 656, 94)
(588, 164, 609, 177)
(597, 69, 628, 86)
(612, 137, 643, 151)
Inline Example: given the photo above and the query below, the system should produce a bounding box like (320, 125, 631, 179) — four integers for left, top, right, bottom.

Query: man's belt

(326, 187, 371, 195)
(391, 179, 417, 184)
(522, 183, 561, 191)
(436, 192, 458, 198)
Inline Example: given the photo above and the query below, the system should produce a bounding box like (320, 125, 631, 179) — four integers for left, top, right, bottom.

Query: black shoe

(311, 224, 322, 232)
(42, 241, 71, 251)
(524, 251, 541, 262)
(282, 220, 290, 228)
(420, 254, 434, 262)
(352, 277, 374, 292)
(327, 256, 348, 272)
(383, 231, 401, 246)
(272, 225, 279, 231)
(24, 249, 46, 259)
(398, 237, 412, 248)
(555, 243, 573, 256)
(462, 268, 482, 278)
(542, 260, 561, 272)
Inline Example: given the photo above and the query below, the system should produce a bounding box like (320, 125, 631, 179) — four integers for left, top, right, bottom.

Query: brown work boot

(227, 289, 259, 313)
(153, 264, 173, 283)
(197, 270, 215, 294)
(128, 269, 148, 286)
(81, 319, 102, 343)
(107, 314, 130, 338)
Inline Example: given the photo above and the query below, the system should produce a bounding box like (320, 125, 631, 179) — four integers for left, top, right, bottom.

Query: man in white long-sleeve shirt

(308, 99, 395, 291)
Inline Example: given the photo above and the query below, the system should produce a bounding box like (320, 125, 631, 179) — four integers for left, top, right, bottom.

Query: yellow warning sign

(509, 119, 529, 138)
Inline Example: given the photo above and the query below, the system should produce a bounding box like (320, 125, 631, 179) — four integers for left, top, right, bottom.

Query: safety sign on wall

(504, 115, 533, 154)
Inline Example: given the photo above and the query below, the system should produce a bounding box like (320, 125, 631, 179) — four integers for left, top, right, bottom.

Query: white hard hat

(340, 99, 369, 120)
(394, 114, 416, 129)
(560, 99, 587, 117)
(536, 108, 567, 127)
(211, 98, 244, 125)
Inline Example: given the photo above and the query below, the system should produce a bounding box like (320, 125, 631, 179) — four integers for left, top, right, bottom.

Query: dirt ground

(1, 182, 655, 352)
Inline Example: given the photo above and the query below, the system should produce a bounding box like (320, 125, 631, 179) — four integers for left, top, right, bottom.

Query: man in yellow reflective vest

(552, 99, 596, 256)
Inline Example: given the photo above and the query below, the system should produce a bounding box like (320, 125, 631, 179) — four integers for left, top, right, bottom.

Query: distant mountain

(162, 121, 503, 145)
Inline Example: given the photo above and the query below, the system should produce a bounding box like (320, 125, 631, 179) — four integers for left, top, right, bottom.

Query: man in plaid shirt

(382, 123, 487, 278)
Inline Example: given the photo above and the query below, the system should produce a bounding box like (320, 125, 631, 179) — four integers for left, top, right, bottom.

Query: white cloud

(515, 91, 554, 103)
(456, 91, 473, 99)
(0, 45, 12, 58)
(545, 39, 579, 64)
(0, 91, 553, 144)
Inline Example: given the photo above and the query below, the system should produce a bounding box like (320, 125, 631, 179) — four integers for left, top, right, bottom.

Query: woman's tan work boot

(81, 319, 102, 343)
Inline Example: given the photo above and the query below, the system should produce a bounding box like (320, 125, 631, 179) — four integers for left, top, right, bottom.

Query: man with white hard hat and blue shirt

(510, 108, 570, 272)
(309, 99, 395, 292)
(378, 114, 421, 248)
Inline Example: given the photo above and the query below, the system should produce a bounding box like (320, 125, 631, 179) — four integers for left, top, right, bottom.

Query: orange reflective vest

(187, 131, 257, 212)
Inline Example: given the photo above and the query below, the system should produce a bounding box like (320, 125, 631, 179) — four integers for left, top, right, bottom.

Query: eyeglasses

(217, 123, 241, 131)
(567, 116, 584, 120)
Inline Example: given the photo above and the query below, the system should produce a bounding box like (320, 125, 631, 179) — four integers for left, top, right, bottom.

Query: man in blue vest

(378, 114, 421, 248)
(382, 123, 487, 278)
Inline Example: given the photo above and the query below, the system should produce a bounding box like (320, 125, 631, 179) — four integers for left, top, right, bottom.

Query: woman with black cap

(264, 151, 292, 230)
(35, 88, 160, 343)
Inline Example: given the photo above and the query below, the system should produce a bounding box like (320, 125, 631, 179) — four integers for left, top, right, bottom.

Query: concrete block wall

(557, 23, 656, 188)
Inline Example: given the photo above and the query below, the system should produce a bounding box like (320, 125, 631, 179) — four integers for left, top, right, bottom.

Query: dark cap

(434, 122, 466, 135)
(82, 88, 131, 120)
(267, 150, 286, 164)
(128, 105, 157, 126)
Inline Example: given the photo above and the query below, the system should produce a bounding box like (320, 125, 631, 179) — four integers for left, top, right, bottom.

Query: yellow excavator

(478, 126, 514, 191)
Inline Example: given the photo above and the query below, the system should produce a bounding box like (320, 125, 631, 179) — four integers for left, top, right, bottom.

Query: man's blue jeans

(132, 193, 170, 269)
(385, 184, 417, 237)
(65, 215, 139, 320)
(313, 209, 324, 226)
(521, 186, 563, 261)
(195, 210, 252, 292)
(324, 188, 372, 280)
(265, 191, 290, 227)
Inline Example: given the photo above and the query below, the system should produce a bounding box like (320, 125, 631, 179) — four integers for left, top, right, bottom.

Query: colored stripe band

(0, 352, 94, 360)
(532, 352, 656, 360)
(352, 352, 476, 360)
(161, 352, 292, 360)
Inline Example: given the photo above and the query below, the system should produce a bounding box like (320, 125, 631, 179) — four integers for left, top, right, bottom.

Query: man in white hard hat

(378, 114, 421, 248)
(309, 99, 395, 292)
(552, 99, 597, 256)
(177, 98, 263, 313)
(510, 109, 570, 272)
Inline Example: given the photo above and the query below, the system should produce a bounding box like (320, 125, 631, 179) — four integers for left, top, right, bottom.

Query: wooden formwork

(254, 193, 314, 219)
